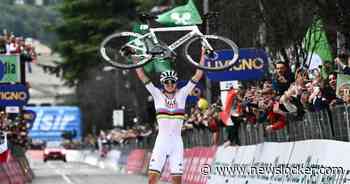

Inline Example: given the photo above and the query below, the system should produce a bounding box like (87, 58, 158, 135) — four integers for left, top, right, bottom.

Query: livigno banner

(0, 84, 29, 106)
(205, 48, 269, 81)
(0, 54, 21, 83)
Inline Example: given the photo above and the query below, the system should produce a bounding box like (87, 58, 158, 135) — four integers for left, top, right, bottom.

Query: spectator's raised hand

(265, 125, 274, 133)
(335, 57, 343, 66)
(277, 75, 288, 83)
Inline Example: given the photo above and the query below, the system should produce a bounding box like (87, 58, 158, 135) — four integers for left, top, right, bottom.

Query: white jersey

(145, 80, 196, 137)
(145, 80, 197, 175)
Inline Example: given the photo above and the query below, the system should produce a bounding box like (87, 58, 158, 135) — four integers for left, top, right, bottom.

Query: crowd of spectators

(77, 53, 350, 151)
(183, 54, 350, 147)
(0, 111, 29, 151)
(0, 30, 38, 156)
(98, 53, 350, 149)
(83, 125, 153, 155)
(0, 29, 37, 63)
(101, 126, 152, 145)
(182, 98, 223, 146)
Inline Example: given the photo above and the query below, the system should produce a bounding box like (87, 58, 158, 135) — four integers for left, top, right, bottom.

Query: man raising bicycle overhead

(133, 49, 205, 184)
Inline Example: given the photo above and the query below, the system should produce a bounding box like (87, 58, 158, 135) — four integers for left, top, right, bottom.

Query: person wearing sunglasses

(133, 50, 205, 184)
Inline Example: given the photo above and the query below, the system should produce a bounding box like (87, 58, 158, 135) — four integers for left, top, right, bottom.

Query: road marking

(48, 162, 75, 184)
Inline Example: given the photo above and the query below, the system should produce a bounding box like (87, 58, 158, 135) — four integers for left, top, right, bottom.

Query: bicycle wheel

(184, 35, 239, 71)
(100, 32, 152, 69)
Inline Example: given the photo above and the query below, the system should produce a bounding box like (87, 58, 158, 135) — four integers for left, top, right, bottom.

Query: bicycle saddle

(139, 13, 158, 22)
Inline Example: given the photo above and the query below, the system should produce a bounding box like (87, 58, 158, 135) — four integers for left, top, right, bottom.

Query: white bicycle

(100, 14, 239, 71)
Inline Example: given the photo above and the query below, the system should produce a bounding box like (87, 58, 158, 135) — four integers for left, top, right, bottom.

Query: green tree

(53, 0, 143, 134)
(2, 0, 13, 5)
(54, 0, 140, 85)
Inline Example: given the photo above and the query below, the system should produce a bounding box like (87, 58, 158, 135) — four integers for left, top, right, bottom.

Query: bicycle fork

(201, 37, 216, 59)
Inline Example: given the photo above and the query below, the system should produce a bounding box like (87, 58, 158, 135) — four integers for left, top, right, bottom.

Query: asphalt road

(26, 150, 167, 184)
(30, 160, 154, 184)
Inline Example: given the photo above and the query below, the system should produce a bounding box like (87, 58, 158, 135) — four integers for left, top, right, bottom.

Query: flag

(0, 132, 7, 154)
(132, 24, 172, 74)
(303, 19, 333, 78)
(0, 132, 8, 163)
(219, 89, 236, 126)
(156, 0, 203, 26)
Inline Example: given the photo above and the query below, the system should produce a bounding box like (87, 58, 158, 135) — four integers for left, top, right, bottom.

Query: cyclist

(133, 50, 205, 184)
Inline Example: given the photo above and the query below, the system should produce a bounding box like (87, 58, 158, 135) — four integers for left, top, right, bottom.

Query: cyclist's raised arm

(179, 48, 206, 98)
(135, 67, 150, 84)
(191, 48, 206, 83)
(132, 57, 163, 98)
(133, 57, 150, 84)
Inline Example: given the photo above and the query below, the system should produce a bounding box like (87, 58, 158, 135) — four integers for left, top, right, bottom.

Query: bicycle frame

(126, 25, 213, 54)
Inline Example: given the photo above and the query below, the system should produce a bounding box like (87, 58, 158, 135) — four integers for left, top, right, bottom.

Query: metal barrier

(182, 128, 211, 148)
(238, 104, 350, 145)
(128, 128, 221, 149)
(122, 104, 350, 149)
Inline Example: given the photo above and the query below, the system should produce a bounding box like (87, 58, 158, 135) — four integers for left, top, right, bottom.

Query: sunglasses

(163, 80, 176, 85)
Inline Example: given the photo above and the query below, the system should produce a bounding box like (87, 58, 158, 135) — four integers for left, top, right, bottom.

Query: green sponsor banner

(156, 0, 203, 26)
(0, 55, 21, 83)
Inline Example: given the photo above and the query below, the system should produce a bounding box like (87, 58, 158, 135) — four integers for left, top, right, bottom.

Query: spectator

(322, 73, 344, 108)
(300, 90, 313, 112)
(272, 61, 293, 95)
(279, 70, 307, 117)
(0, 36, 6, 54)
(335, 54, 350, 75)
(0, 31, 37, 63)
(308, 85, 328, 112)
(338, 82, 350, 105)
(265, 101, 287, 132)
(8, 36, 19, 54)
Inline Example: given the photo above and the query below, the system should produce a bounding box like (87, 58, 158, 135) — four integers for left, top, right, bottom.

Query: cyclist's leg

(169, 139, 184, 184)
(171, 176, 182, 184)
(148, 139, 167, 184)
(149, 172, 160, 184)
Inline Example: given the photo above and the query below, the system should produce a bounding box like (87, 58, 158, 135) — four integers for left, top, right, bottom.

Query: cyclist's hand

(131, 55, 140, 64)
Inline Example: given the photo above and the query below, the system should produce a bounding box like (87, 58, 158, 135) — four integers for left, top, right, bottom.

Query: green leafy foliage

(53, 0, 141, 85)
